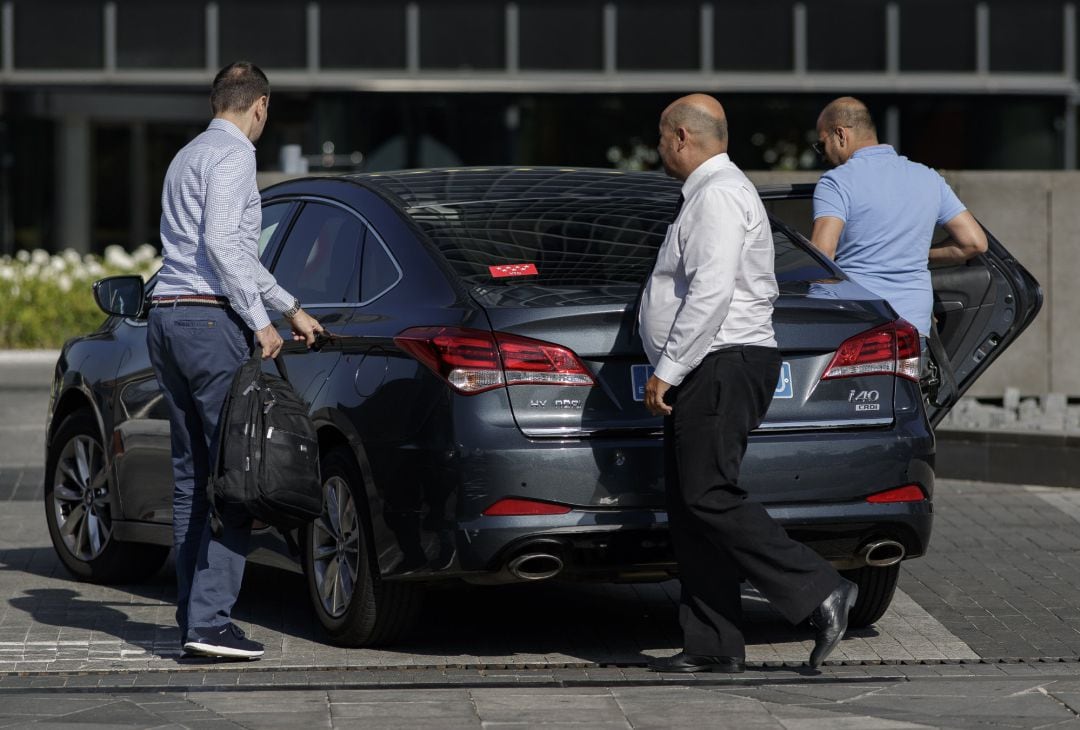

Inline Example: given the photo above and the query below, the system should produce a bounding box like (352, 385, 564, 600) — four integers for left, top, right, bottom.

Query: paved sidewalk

(4, 479, 1080, 675)
(0, 664, 1079, 728)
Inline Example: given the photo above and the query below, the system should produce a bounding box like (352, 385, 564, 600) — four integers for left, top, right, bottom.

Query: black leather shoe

(809, 578, 859, 668)
(648, 652, 745, 673)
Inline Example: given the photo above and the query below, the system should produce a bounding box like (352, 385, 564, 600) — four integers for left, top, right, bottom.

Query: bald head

(815, 96, 879, 166)
(662, 94, 728, 149)
(657, 94, 729, 180)
(817, 97, 876, 139)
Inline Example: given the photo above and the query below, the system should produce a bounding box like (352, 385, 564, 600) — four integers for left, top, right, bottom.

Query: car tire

(302, 445, 422, 646)
(840, 563, 901, 628)
(44, 411, 169, 583)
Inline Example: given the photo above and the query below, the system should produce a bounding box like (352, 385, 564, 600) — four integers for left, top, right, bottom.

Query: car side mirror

(93, 275, 146, 318)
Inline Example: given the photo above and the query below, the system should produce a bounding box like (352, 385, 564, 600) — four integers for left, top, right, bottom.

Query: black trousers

(664, 346, 840, 658)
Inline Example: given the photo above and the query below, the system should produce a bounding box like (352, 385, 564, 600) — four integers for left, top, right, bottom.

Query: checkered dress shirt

(155, 118, 293, 332)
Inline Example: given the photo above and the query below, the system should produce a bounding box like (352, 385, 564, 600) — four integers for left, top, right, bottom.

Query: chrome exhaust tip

(860, 539, 906, 568)
(507, 553, 564, 581)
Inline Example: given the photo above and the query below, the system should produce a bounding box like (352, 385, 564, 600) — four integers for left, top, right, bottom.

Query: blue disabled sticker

(774, 361, 793, 399)
(631, 364, 654, 402)
(634, 361, 793, 401)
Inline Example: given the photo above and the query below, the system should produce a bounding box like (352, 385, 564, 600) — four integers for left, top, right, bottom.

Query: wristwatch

(283, 298, 301, 318)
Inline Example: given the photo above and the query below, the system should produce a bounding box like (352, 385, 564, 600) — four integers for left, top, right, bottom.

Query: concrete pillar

(55, 116, 91, 254)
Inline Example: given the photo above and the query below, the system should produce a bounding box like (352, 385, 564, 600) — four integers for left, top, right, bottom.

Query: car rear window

(406, 197, 834, 295)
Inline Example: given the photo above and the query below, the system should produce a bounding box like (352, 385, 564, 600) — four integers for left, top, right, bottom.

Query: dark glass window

(117, 1, 203, 69)
(220, 1, 306, 69)
(272, 203, 363, 304)
(13, 0, 102, 69)
(259, 203, 292, 259)
(410, 196, 830, 300)
(769, 221, 832, 282)
(901, 95, 1062, 170)
(360, 231, 401, 304)
(900, 0, 975, 71)
(321, 1, 406, 69)
(519, 1, 603, 71)
(715, 1, 795, 71)
(409, 197, 669, 291)
(419, 2, 503, 70)
(989, 1, 1063, 72)
(807, 0, 887, 71)
(617, 2, 699, 70)
(92, 125, 131, 254)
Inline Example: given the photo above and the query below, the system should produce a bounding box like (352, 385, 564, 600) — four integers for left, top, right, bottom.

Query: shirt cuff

(263, 284, 295, 313)
(239, 303, 272, 333)
(654, 354, 692, 387)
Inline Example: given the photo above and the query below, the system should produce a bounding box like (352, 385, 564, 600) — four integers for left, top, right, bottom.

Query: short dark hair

(211, 61, 269, 115)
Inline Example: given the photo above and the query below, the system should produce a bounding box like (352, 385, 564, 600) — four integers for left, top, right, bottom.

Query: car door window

(259, 202, 291, 259)
(359, 228, 402, 304)
(271, 202, 363, 304)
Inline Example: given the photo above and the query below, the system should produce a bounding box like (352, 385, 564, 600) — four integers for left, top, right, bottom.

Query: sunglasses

(812, 125, 853, 159)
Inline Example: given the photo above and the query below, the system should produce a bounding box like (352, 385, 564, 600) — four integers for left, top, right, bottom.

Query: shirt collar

(208, 118, 256, 151)
(681, 153, 732, 198)
(851, 144, 896, 159)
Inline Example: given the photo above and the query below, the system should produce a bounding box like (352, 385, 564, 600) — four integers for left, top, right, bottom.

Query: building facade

(1, 0, 1078, 253)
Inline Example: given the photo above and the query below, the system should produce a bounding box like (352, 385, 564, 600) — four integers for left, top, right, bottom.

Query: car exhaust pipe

(859, 539, 906, 567)
(507, 553, 564, 581)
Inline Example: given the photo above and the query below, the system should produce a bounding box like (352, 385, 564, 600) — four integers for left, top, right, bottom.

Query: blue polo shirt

(812, 145, 966, 336)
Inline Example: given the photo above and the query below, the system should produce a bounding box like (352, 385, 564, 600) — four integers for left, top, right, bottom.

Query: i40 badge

(849, 389, 880, 411)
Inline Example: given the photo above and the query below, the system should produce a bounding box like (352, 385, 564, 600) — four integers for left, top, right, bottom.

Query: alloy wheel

(51, 434, 111, 561)
(310, 475, 361, 618)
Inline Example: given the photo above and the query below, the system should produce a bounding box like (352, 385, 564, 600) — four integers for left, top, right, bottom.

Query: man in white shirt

(640, 94, 857, 673)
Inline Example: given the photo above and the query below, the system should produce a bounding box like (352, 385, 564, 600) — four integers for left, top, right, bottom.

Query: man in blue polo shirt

(810, 97, 987, 339)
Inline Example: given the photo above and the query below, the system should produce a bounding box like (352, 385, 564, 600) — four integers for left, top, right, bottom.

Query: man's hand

(286, 308, 324, 348)
(255, 324, 284, 360)
(644, 374, 674, 416)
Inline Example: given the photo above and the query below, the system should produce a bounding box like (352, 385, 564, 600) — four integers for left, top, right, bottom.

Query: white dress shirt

(638, 153, 778, 386)
(155, 118, 294, 332)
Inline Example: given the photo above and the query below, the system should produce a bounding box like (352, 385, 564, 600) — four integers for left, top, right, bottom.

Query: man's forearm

(929, 239, 978, 266)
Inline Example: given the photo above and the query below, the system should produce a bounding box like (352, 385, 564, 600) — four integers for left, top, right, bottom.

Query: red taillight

(821, 320, 921, 382)
(482, 498, 573, 516)
(394, 326, 595, 394)
(866, 484, 926, 503)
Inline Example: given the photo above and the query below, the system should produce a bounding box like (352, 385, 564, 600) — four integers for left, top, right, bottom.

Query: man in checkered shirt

(147, 62, 322, 661)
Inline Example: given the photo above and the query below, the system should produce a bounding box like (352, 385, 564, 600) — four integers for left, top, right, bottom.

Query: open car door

(926, 228, 1042, 424)
(760, 184, 1042, 426)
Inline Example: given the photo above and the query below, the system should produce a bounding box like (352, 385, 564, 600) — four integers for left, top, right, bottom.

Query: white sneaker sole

(182, 641, 263, 659)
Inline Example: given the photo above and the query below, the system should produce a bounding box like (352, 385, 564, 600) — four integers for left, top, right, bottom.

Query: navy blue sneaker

(183, 623, 264, 660)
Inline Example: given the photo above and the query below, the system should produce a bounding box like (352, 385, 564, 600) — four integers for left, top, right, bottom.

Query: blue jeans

(147, 303, 254, 638)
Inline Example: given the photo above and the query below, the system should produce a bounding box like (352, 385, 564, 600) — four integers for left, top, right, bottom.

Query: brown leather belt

(150, 294, 230, 309)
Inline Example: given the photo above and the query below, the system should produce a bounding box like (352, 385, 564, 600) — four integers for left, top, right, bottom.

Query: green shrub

(0, 245, 161, 349)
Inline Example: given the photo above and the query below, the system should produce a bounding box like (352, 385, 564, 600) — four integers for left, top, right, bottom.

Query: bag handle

(253, 344, 289, 381)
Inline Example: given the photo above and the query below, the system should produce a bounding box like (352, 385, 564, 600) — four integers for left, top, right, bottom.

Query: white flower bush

(0, 246, 162, 348)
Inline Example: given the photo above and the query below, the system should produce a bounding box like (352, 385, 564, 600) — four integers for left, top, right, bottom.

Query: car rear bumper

(386, 498, 933, 584)
(378, 404, 934, 582)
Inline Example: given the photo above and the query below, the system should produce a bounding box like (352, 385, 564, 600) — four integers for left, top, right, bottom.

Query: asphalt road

(3, 353, 1080, 728)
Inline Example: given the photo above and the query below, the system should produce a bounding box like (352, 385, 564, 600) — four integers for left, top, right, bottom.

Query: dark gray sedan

(44, 168, 1040, 646)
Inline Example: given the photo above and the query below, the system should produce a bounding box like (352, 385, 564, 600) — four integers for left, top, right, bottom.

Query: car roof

(265, 167, 818, 210)
(327, 166, 816, 209)
(338, 167, 679, 210)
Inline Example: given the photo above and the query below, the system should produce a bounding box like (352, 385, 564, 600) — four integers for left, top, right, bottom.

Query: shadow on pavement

(2, 545, 874, 666)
